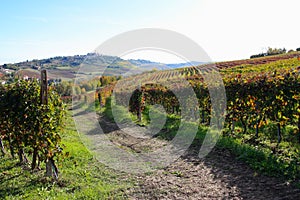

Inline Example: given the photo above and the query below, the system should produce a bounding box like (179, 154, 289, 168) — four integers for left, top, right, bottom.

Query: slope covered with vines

(97, 56, 300, 144)
(94, 55, 300, 179)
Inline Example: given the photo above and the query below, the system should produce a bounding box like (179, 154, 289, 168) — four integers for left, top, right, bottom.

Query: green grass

(97, 100, 300, 187)
(0, 111, 132, 200)
(216, 136, 299, 180)
(123, 104, 300, 182)
(147, 114, 290, 180)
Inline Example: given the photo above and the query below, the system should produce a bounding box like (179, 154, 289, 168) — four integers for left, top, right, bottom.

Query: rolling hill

(0, 53, 204, 81)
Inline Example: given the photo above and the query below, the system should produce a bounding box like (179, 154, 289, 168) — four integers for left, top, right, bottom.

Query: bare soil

(70, 52, 300, 199)
(97, 115, 300, 200)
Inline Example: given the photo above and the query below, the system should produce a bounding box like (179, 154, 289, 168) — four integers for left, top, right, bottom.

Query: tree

(74, 86, 81, 95)
(82, 83, 93, 91)
(267, 47, 286, 55)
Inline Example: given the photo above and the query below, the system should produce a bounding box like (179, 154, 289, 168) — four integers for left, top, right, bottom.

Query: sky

(0, 0, 299, 64)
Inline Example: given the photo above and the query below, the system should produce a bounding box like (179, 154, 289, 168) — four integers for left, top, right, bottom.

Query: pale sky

(0, 0, 299, 64)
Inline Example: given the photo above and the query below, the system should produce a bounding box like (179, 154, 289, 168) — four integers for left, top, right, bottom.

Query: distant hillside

(128, 59, 204, 70)
(1, 52, 299, 83)
(0, 53, 205, 80)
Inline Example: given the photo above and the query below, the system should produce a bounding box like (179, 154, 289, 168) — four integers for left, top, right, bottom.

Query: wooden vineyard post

(137, 86, 144, 123)
(98, 92, 102, 108)
(41, 70, 50, 176)
(138, 97, 142, 123)
(0, 137, 5, 155)
(40, 70, 48, 105)
(41, 70, 58, 180)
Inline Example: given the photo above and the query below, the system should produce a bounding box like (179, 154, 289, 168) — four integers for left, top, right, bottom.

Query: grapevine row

(97, 58, 300, 144)
(0, 80, 66, 179)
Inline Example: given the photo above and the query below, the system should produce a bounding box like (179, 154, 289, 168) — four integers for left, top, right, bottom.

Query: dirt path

(98, 116, 300, 199)
(127, 148, 300, 199)
(72, 106, 300, 199)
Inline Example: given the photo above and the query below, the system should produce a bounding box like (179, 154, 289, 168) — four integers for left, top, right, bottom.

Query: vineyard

(0, 78, 66, 180)
(98, 56, 300, 138)
(97, 55, 300, 179)
(0, 53, 300, 199)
